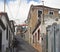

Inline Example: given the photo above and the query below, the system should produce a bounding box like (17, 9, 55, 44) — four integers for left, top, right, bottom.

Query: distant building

(27, 4, 60, 52)
(16, 24, 27, 39)
(0, 12, 14, 52)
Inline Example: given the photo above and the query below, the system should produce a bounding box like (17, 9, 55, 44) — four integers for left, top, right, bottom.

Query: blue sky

(0, 0, 16, 3)
(27, 0, 40, 3)
(0, 0, 40, 3)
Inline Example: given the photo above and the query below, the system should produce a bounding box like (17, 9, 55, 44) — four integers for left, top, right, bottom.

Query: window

(38, 10, 42, 18)
(38, 29, 40, 40)
(29, 27, 31, 33)
(42, 38, 43, 40)
(6, 26, 8, 40)
(33, 36, 34, 43)
(49, 11, 54, 15)
(0, 30, 2, 51)
(9, 30, 10, 48)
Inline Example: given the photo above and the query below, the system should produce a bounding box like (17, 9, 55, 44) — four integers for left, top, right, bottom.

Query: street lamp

(4, 0, 6, 12)
(42, 0, 44, 24)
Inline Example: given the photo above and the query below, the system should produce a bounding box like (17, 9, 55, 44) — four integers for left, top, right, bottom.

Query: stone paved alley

(13, 35, 38, 52)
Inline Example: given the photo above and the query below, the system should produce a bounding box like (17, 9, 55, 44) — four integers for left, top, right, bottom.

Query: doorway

(0, 30, 2, 52)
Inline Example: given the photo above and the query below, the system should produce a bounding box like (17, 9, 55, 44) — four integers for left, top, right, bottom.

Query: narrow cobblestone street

(13, 35, 38, 52)
(0, 0, 60, 52)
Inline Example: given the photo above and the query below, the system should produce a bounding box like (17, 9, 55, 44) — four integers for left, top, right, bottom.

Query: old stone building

(26, 5, 60, 52)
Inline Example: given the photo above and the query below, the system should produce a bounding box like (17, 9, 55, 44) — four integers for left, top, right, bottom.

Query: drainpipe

(42, 1, 44, 24)
(54, 26, 56, 52)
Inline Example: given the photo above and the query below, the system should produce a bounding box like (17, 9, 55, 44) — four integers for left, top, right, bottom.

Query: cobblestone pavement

(13, 35, 38, 52)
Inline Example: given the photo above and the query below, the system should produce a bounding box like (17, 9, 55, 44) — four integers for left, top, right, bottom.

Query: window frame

(6, 25, 8, 40)
(38, 10, 42, 18)
(48, 11, 54, 15)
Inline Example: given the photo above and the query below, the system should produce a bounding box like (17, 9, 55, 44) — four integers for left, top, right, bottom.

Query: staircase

(33, 43, 42, 52)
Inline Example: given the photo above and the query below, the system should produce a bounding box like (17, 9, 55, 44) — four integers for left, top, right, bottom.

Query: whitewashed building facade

(46, 23, 60, 52)
(0, 12, 14, 52)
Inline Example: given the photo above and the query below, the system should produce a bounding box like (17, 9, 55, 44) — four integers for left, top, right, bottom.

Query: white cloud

(0, 2, 4, 12)
(44, 0, 60, 8)
(0, 0, 60, 24)
(7, 0, 41, 24)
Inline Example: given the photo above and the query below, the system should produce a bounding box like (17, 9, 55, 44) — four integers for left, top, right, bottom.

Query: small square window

(49, 11, 53, 15)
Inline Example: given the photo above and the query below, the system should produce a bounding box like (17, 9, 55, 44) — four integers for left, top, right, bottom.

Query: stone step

(33, 43, 42, 52)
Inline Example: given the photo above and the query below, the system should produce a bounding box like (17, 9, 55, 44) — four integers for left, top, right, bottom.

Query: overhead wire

(6, 0, 21, 22)
(15, 0, 21, 18)
(7, 4, 14, 20)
